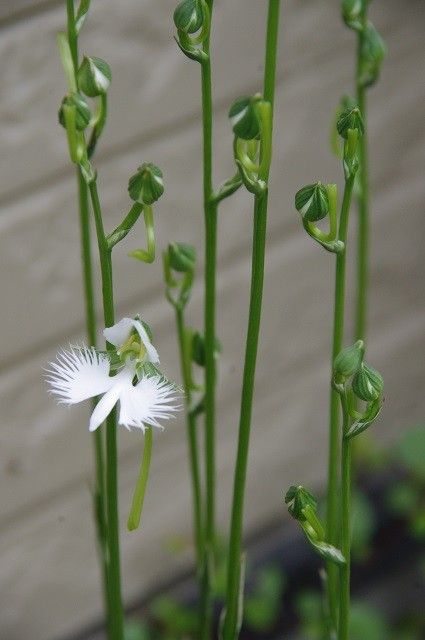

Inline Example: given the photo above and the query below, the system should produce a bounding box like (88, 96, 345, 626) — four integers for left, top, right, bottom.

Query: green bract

(229, 95, 262, 140)
(58, 93, 91, 131)
(78, 56, 111, 97)
(168, 242, 196, 273)
(128, 163, 164, 205)
(337, 105, 364, 140)
(173, 0, 204, 34)
(333, 340, 364, 379)
(295, 183, 329, 222)
(285, 485, 317, 521)
(352, 362, 383, 401)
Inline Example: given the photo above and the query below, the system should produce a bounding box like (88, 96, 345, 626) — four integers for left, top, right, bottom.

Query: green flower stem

(338, 393, 351, 640)
(175, 308, 204, 568)
(107, 203, 144, 249)
(128, 205, 156, 263)
(326, 174, 356, 632)
(65, 1, 110, 630)
(89, 180, 124, 640)
(355, 9, 369, 344)
(127, 428, 153, 531)
(223, 3, 280, 638)
(200, 2, 217, 636)
(78, 167, 108, 565)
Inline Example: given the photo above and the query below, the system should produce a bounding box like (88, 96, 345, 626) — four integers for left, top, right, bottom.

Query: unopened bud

(168, 242, 196, 273)
(191, 332, 221, 367)
(229, 95, 262, 140)
(352, 362, 383, 401)
(333, 340, 364, 380)
(128, 163, 164, 205)
(295, 183, 329, 222)
(78, 56, 111, 97)
(285, 485, 317, 521)
(337, 105, 364, 140)
(58, 93, 91, 131)
(173, 0, 204, 34)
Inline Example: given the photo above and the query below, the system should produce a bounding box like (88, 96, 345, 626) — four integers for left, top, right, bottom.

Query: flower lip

(103, 317, 159, 364)
(47, 347, 178, 432)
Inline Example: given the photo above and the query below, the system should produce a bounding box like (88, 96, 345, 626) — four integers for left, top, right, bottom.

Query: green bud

(168, 242, 196, 273)
(337, 105, 364, 140)
(128, 163, 164, 205)
(352, 362, 384, 401)
(173, 0, 204, 34)
(285, 485, 317, 521)
(333, 340, 364, 379)
(360, 22, 386, 88)
(342, 0, 363, 30)
(295, 183, 329, 222)
(77, 56, 111, 97)
(191, 331, 221, 367)
(58, 93, 91, 131)
(229, 95, 262, 140)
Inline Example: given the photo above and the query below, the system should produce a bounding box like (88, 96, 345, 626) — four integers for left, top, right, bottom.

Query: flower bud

(191, 332, 221, 367)
(229, 95, 262, 140)
(295, 183, 329, 222)
(285, 485, 317, 521)
(78, 56, 111, 97)
(342, 0, 363, 30)
(168, 242, 196, 273)
(333, 340, 364, 379)
(352, 362, 383, 402)
(337, 105, 364, 140)
(360, 22, 386, 88)
(58, 93, 91, 131)
(128, 163, 164, 205)
(173, 0, 204, 34)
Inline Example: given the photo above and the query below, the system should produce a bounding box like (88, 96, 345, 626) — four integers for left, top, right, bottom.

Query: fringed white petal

(117, 375, 179, 431)
(46, 346, 113, 405)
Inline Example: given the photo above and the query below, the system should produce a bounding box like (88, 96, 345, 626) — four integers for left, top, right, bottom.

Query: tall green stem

(176, 309, 204, 568)
(89, 181, 124, 640)
(355, 13, 369, 344)
(223, 3, 280, 638)
(338, 397, 351, 640)
(78, 168, 109, 607)
(66, 0, 109, 627)
(326, 174, 356, 631)
(200, 2, 217, 636)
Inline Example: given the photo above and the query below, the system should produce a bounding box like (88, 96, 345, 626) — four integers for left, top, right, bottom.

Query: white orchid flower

(46, 317, 178, 432)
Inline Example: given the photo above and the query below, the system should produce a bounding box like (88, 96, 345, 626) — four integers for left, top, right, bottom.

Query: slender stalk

(127, 428, 153, 531)
(78, 168, 109, 603)
(338, 396, 351, 640)
(223, 3, 280, 638)
(66, 0, 110, 628)
(200, 2, 217, 636)
(355, 11, 369, 344)
(89, 181, 124, 640)
(175, 309, 204, 568)
(326, 174, 356, 631)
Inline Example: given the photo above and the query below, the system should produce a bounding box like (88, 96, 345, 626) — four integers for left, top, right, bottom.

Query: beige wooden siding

(0, 0, 424, 638)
